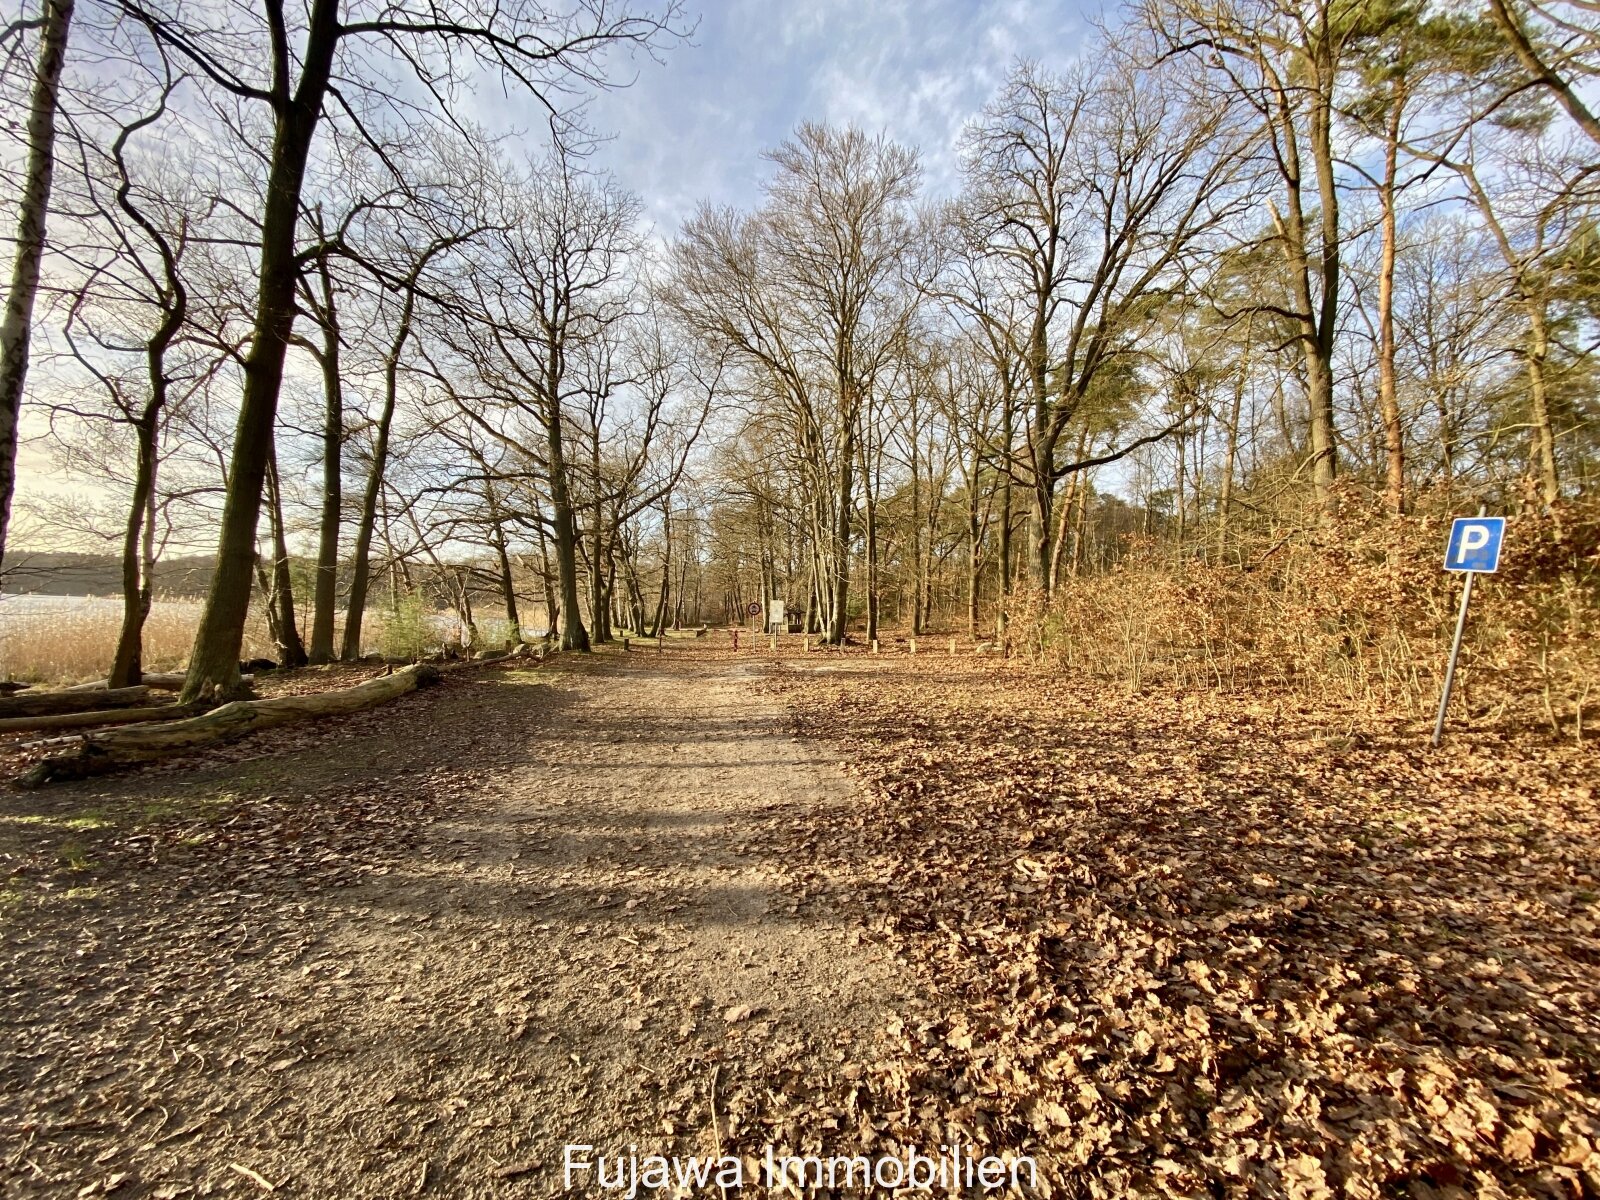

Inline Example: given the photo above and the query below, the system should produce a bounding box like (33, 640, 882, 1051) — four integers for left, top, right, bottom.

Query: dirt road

(1, 646, 901, 1198)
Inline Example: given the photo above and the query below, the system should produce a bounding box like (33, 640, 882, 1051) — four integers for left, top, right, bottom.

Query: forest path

(1, 644, 899, 1199)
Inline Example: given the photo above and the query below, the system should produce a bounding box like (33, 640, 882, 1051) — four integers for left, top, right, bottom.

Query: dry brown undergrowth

(1012, 496, 1598, 743)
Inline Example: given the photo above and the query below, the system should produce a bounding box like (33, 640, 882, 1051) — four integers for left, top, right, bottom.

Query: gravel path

(1, 646, 899, 1198)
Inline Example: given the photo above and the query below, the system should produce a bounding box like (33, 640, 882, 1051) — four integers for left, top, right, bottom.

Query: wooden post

(803, 635, 811, 653)
(769, 632, 777, 651)
(948, 637, 957, 655)
(909, 637, 917, 656)
(870, 639, 879, 654)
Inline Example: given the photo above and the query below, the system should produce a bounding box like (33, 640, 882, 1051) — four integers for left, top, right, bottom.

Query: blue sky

(578, 0, 1101, 235)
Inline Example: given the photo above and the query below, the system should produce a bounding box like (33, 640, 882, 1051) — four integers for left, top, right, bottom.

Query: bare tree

(954, 50, 1252, 592)
(669, 124, 923, 643)
(115, 0, 688, 699)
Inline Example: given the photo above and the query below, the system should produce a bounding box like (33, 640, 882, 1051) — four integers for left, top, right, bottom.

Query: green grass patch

(57, 841, 94, 871)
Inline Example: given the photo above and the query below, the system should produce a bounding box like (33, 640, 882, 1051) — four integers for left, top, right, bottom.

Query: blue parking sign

(1443, 517, 1505, 573)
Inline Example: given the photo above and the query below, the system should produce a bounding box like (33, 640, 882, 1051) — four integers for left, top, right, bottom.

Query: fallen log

(0, 686, 153, 720)
(63, 672, 189, 694)
(0, 702, 208, 737)
(16, 664, 442, 788)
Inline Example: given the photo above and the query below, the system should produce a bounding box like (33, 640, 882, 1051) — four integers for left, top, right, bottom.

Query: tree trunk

(0, 700, 204, 736)
(0, 0, 74, 566)
(1030, 468, 1054, 595)
(1486, 0, 1600, 149)
(826, 426, 854, 644)
(455, 570, 478, 651)
(1175, 423, 1188, 545)
(966, 448, 981, 638)
(1307, 48, 1342, 513)
(1377, 84, 1406, 514)
(180, 0, 340, 703)
(0, 686, 155, 719)
(1523, 299, 1561, 505)
(862, 467, 879, 643)
(909, 434, 923, 637)
(545, 402, 590, 652)
(1049, 428, 1089, 589)
(588, 440, 610, 643)
(308, 254, 343, 663)
(341, 291, 414, 661)
(255, 553, 282, 652)
(996, 400, 1014, 636)
(1305, 64, 1344, 512)
(108, 413, 158, 687)
(1219, 372, 1243, 558)
(1263, 45, 1339, 519)
(265, 448, 307, 667)
(1071, 476, 1090, 578)
(650, 509, 671, 638)
(535, 515, 559, 638)
(494, 516, 520, 643)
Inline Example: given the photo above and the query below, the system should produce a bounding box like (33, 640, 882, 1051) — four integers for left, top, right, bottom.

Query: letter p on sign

(1444, 517, 1505, 573)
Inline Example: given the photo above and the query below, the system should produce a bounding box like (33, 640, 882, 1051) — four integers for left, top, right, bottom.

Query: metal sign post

(1432, 511, 1505, 747)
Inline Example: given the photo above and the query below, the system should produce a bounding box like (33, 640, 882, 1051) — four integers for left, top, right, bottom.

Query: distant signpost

(1433, 513, 1505, 746)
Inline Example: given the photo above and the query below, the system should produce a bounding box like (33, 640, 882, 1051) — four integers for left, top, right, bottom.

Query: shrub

(371, 592, 436, 661)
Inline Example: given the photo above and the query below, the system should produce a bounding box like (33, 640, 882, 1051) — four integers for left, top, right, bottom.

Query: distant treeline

(0, 552, 215, 598)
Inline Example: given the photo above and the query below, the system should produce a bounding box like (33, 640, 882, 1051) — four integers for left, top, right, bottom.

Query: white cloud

(582, 0, 1097, 227)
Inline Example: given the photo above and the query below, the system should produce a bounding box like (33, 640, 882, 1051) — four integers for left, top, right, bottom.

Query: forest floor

(2, 638, 1598, 1199)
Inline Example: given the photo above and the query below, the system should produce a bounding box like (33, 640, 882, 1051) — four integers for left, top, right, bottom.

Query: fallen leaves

(767, 655, 1600, 1200)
